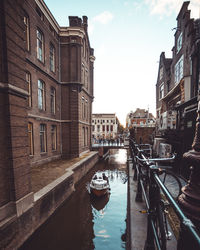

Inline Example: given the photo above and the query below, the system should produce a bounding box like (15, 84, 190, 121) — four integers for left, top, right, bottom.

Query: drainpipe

(59, 36, 62, 156)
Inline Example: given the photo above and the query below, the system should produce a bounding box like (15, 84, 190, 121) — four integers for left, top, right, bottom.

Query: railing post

(135, 151, 143, 202)
(144, 166, 158, 250)
(178, 100, 200, 249)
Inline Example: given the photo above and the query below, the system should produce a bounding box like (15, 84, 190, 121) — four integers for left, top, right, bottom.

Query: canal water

(20, 149, 128, 250)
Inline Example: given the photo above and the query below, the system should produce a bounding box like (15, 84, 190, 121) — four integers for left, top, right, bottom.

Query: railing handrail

(129, 139, 200, 248)
(136, 154, 176, 163)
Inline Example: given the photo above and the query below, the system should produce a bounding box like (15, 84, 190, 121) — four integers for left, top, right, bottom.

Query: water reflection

(19, 149, 127, 250)
(90, 193, 110, 211)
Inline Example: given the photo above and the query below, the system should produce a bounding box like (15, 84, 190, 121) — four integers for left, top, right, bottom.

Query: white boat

(90, 172, 110, 197)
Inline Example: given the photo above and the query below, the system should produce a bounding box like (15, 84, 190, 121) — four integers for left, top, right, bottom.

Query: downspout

(59, 35, 62, 156)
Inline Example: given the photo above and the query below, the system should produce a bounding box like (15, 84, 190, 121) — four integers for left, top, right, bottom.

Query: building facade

(0, 0, 94, 246)
(155, 1, 200, 170)
(127, 108, 155, 144)
(92, 114, 118, 142)
(23, 0, 95, 165)
(126, 108, 155, 128)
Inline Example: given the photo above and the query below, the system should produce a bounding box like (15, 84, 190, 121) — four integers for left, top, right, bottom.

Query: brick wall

(0, 0, 32, 212)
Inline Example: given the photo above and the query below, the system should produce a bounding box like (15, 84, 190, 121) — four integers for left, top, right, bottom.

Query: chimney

(69, 16, 82, 27)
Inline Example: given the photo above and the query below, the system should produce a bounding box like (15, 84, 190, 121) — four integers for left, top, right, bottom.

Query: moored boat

(90, 172, 110, 197)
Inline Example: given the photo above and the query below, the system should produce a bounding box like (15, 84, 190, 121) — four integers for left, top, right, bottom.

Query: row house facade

(92, 114, 118, 142)
(156, 1, 200, 170)
(127, 108, 156, 144)
(0, 0, 94, 242)
(126, 108, 156, 128)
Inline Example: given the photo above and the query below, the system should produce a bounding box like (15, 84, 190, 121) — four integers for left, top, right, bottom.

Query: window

(82, 65, 85, 85)
(107, 125, 109, 132)
(24, 14, 30, 51)
(36, 6, 44, 20)
(159, 67, 163, 80)
(86, 128, 88, 146)
(92, 125, 95, 131)
(111, 125, 113, 131)
(82, 127, 85, 146)
(26, 72, 32, 107)
(159, 83, 164, 99)
(177, 32, 182, 53)
(37, 29, 44, 62)
(82, 102, 84, 119)
(50, 87, 56, 114)
(51, 125, 57, 151)
(38, 80, 45, 110)
(28, 122, 34, 155)
(50, 43, 55, 72)
(40, 124, 46, 153)
(103, 125, 105, 131)
(97, 125, 100, 132)
(175, 55, 184, 84)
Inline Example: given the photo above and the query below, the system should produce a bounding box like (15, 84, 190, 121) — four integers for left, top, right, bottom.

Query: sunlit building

(92, 114, 118, 142)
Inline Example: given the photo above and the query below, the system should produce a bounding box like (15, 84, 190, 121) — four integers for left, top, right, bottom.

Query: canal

(20, 149, 128, 250)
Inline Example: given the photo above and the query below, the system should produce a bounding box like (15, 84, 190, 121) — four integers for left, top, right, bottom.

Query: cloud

(144, 0, 200, 18)
(93, 11, 114, 24)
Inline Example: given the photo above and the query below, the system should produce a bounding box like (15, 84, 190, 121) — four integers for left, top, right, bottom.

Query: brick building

(155, 1, 200, 171)
(126, 108, 155, 128)
(127, 108, 155, 145)
(0, 0, 94, 245)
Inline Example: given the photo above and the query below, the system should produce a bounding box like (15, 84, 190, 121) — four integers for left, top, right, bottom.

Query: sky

(44, 0, 200, 126)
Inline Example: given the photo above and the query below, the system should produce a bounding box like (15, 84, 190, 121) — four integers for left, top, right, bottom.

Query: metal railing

(129, 138, 200, 250)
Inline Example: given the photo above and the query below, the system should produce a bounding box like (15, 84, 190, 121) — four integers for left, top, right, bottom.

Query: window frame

(50, 86, 56, 114)
(37, 28, 44, 62)
(159, 83, 164, 100)
(24, 13, 30, 51)
(175, 55, 184, 84)
(40, 124, 47, 153)
(26, 72, 32, 107)
(50, 43, 55, 72)
(51, 125, 57, 151)
(38, 79, 45, 111)
(177, 32, 183, 54)
(28, 122, 34, 155)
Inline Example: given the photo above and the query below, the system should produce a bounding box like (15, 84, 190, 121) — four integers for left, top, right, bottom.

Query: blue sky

(44, 0, 200, 125)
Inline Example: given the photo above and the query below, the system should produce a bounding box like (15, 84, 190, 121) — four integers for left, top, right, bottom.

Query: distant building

(127, 108, 155, 145)
(126, 108, 156, 128)
(92, 114, 118, 141)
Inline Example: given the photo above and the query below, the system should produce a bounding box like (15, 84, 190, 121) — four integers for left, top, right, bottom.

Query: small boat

(90, 172, 110, 197)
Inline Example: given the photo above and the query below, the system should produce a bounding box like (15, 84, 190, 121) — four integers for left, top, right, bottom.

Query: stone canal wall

(0, 152, 99, 250)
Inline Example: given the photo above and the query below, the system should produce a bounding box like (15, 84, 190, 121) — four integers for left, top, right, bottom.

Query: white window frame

(38, 79, 45, 110)
(177, 32, 182, 54)
(37, 29, 44, 62)
(159, 83, 164, 100)
(175, 55, 184, 84)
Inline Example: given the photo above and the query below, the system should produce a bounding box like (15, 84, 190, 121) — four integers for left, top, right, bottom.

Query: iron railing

(129, 138, 200, 250)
